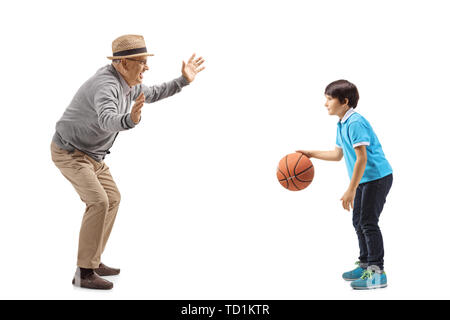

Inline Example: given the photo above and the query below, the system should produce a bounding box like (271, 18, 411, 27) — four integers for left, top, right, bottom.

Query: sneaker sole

(352, 284, 388, 290)
(343, 277, 360, 281)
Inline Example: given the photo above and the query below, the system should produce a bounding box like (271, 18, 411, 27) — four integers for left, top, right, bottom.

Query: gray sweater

(52, 64, 189, 162)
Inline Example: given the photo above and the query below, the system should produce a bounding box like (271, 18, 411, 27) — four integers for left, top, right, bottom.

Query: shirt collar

(109, 64, 131, 96)
(340, 108, 355, 124)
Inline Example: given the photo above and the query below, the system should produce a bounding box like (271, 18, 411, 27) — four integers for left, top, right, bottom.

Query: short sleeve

(348, 122, 371, 148)
(336, 126, 342, 148)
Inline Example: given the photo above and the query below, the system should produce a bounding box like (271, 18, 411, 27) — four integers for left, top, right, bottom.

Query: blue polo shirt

(336, 108, 392, 183)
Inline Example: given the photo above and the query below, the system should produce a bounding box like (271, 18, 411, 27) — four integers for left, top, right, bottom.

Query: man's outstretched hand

(182, 53, 205, 83)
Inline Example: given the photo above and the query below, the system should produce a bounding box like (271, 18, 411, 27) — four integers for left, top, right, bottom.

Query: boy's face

(324, 95, 349, 118)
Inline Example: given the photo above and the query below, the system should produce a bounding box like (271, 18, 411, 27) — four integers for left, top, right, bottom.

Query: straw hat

(107, 34, 154, 60)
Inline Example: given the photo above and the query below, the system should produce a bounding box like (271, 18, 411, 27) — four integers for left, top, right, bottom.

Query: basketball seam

(286, 154, 301, 190)
(295, 165, 314, 183)
(277, 168, 290, 189)
(285, 155, 291, 178)
(293, 153, 303, 174)
(279, 165, 314, 182)
(290, 174, 301, 190)
(297, 165, 313, 176)
(294, 176, 313, 183)
(279, 175, 313, 183)
(285, 155, 292, 190)
(290, 153, 305, 190)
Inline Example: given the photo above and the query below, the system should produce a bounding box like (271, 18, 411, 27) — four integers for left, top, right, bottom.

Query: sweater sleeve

(132, 76, 190, 103)
(94, 84, 136, 132)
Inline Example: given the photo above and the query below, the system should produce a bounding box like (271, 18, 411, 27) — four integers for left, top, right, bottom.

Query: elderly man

(51, 34, 205, 290)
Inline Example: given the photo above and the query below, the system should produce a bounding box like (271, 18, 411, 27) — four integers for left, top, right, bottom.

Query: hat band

(113, 47, 147, 57)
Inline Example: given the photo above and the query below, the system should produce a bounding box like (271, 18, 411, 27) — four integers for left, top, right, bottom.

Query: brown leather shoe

(95, 263, 120, 276)
(72, 271, 113, 290)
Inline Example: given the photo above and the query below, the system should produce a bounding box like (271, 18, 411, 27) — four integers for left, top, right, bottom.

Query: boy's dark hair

(325, 80, 359, 109)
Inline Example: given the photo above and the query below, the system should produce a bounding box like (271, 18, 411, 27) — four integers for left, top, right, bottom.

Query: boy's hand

(340, 189, 356, 211)
(296, 150, 313, 158)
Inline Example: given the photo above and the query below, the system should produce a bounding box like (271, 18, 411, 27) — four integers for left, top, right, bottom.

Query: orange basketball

(277, 152, 314, 191)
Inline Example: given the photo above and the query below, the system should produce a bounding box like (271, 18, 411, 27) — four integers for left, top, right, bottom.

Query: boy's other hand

(340, 189, 356, 211)
(296, 150, 313, 158)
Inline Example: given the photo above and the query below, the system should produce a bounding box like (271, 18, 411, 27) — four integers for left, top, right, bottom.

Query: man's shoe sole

(94, 270, 120, 277)
(72, 278, 113, 290)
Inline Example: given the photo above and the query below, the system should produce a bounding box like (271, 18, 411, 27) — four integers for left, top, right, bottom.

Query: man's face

(123, 57, 149, 86)
(324, 94, 348, 116)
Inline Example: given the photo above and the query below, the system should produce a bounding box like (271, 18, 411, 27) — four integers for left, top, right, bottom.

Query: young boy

(297, 80, 393, 290)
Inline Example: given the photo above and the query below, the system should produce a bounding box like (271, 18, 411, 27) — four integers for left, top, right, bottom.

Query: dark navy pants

(352, 174, 393, 270)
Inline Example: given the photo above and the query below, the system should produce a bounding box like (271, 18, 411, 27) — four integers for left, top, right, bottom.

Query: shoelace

(361, 269, 374, 280)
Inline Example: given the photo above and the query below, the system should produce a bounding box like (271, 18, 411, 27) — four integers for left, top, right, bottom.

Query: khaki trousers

(51, 142, 121, 269)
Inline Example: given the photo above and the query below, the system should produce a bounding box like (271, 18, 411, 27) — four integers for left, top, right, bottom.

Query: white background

(1, 0, 449, 300)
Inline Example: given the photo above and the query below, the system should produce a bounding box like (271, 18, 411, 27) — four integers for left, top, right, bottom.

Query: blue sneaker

(342, 261, 366, 281)
(350, 265, 387, 290)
